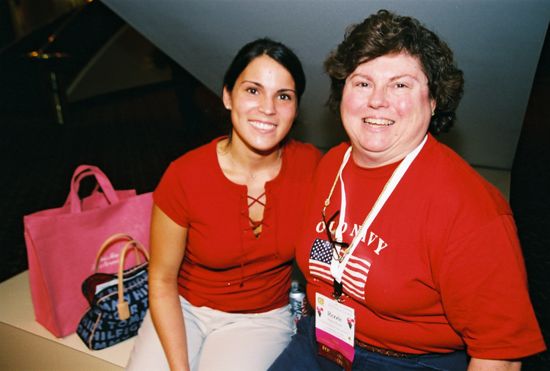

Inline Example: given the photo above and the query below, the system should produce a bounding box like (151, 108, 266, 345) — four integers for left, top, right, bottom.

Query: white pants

(126, 296, 293, 371)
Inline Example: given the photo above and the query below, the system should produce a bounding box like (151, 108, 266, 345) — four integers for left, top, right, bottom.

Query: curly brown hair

(324, 9, 464, 135)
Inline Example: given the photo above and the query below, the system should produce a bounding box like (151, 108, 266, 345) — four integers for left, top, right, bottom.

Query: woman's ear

(222, 86, 232, 110)
(430, 98, 436, 116)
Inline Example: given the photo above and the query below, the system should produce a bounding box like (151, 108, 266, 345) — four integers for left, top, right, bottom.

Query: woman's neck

(217, 137, 283, 185)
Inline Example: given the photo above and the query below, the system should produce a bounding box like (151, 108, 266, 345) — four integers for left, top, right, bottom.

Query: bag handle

(64, 166, 96, 207)
(66, 165, 120, 213)
(93, 233, 135, 271)
(117, 240, 149, 320)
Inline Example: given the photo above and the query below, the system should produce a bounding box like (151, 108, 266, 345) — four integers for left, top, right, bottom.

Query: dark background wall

(510, 24, 550, 370)
(0, 0, 228, 282)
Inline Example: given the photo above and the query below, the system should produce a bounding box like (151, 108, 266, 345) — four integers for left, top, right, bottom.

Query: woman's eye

(278, 93, 292, 101)
(356, 81, 369, 88)
(246, 87, 258, 95)
(394, 82, 408, 88)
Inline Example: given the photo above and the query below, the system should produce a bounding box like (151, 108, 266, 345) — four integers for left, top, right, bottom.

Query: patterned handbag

(77, 236, 149, 350)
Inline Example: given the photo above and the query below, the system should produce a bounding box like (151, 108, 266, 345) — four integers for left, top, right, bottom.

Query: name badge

(315, 292, 355, 367)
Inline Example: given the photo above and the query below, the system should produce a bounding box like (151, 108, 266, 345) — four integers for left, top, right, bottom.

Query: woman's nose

(259, 96, 276, 115)
(368, 86, 389, 108)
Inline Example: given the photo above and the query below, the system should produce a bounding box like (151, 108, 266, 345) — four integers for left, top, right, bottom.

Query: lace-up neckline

(247, 191, 266, 237)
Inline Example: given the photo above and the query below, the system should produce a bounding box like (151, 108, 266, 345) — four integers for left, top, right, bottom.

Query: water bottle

(289, 280, 306, 333)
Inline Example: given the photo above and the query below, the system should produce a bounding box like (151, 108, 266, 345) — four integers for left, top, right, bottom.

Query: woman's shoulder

(324, 142, 350, 155)
(170, 137, 222, 170)
(422, 137, 511, 214)
(286, 139, 321, 156)
(320, 142, 350, 166)
(285, 139, 322, 165)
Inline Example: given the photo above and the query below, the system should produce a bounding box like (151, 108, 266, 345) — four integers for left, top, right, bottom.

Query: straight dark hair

(223, 38, 306, 103)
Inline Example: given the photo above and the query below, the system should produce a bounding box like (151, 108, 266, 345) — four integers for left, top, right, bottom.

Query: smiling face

(223, 54, 297, 155)
(340, 52, 436, 168)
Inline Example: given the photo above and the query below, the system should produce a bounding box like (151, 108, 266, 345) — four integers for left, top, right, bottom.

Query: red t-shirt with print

(298, 135, 546, 359)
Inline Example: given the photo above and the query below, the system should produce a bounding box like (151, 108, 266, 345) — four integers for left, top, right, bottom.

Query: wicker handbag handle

(117, 240, 149, 320)
(93, 233, 135, 271)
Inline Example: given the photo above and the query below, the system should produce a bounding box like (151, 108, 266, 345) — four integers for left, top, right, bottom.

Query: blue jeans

(268, 316, 468, 371)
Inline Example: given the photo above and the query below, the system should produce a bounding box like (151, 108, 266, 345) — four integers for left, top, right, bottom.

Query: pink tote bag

(23, 165, 153, 337)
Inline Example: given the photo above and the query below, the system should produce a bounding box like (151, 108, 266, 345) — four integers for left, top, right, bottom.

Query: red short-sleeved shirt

(299, 135, 546, 359)
(155, 137, 321, 313)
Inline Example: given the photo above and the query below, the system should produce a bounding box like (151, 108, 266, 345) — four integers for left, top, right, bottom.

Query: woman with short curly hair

(325, 9, 463, 135)
(269, 9, 545, 371)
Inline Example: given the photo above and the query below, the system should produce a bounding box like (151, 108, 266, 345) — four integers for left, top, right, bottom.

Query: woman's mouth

(362, 118, 395, 127)
(249, 120, 277, 131)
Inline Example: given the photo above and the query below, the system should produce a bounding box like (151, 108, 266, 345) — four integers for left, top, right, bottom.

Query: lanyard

(325, 135, 428, 282)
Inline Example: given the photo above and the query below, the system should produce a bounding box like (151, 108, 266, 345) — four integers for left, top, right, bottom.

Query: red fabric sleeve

(439, 214, 546, 359)
(153, 161, 190, 227)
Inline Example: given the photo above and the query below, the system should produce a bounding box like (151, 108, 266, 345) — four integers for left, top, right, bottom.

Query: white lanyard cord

(322, 146, 352, 249)
(329, 135, 428, 281)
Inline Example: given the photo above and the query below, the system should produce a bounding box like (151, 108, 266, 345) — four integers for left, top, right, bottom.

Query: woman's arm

(468, 358, 521, 371)
(148, 204, 190, 371)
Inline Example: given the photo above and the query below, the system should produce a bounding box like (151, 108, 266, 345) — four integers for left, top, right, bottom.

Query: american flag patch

(309, 238, 371, 301)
